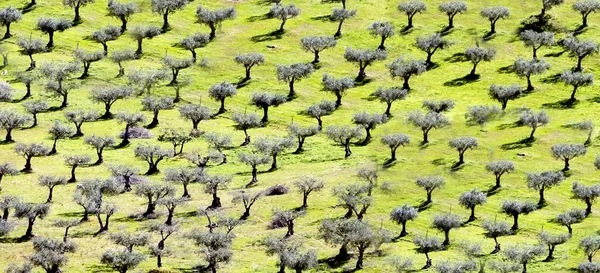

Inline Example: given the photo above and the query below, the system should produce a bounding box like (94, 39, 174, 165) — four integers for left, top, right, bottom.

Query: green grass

(0, 0, 599, 272)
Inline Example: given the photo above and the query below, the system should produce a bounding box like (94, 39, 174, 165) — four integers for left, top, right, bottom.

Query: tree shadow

(0, 236, 30, 243)
(544, 50, 567, 58)
(450, 162, 464, 172)
(250, 30, 284, 43)
(540, 73, 562, 83)
(247, 12, 273, 22)
(0, 140, 14, 145)
(484, 185, 501, 197)
(430, 158, 446, 166)
(426, 62, 440, 70)
(517, 14, 564, 33)
(443, 74, 480, 87)
(497, 64, 513, 74)
(353, 78, 373, 86)
(417, 201, 432, 212)
(482, 31, 496, 41)
(20, 2, 36, 14)
(382, 159, 397, 169)
(573, 25, 587, 36)
(587, 96, 600, 104)
(439, 26, 453, 36)
(319, 255, 352, 269)
(444, 52, 468, 63)
(542, 99, 578, 109)
(311, 15, 332, 22)
(236, 78, 251, 89)
(257, 0, 281, 5)
(497, 120, 523, 130)
(399, 26, 413, 35)
(500, 137, 534, 150)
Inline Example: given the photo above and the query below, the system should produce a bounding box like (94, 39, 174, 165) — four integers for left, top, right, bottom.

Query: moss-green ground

(0, 0, 599, 272)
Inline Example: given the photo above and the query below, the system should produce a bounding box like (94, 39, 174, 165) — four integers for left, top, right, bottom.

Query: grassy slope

(0, 0, 599, 272)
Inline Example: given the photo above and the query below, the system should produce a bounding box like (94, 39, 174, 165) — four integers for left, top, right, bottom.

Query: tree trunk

(242, 129, 250, 146)
(426, 191, 432, 204)
(286, 221, 294, 237)
(585, 199, 592, 216)
(422, 130, 429, 144)
(209, 24, 216, 40)
(210, 191, 221, 208)
(571, 86, 579, 101)
(241, 208, 250, 220)
(312, 51, 320, 64)
(24, 218, 34, 238)
(60, 93, 68, 109)
(576, 57, 583, 72)
(511, 214, 519, 231)
(522, 262, 527, 273)
(245, 66, 251, 81)
(182, 184, 190, 198)
(470, 62, 478, 76)
(582, 13, 588, 27)
(46, 31, 54, 48)
(344, 207, 353, 218)
(492, 237, 501, 253)
(23, 157, 32, 172)
(4, 129, 13, 142)
(63, 226, 70, 242)
(563, 159, 570, 172)
(442, 230, 450, 246)
(334, 21, 343, 37)
(73, 5, 81, 23)
(495, 174, 502, 188)
(157, 254, 162, 268)
(335, 93, 342, 108)
(378, 36, 386, 50)
(344, 142, 352, 158)
(526, 76, 533, 91)
(448, 15, 454, 28)
(407, 15, 413, 28)
(279, 20, 286, 32)
(270, 155, 277, 171)
(423, 252, 432, 269)
(102, 43, 108, 55)
(68, 165, 77, 183)
(143, 199, 156, 217)
(399, 221, 407, 237)
(117, 64, 125, 78)
(278, 263, 285, 273)
(46, 186, 54, 203)
(301, 193, 308, 209)
(251, 166, 258, 184)
(147, 111, 159, 128)
(261, 107, 269, 123)
(532, 47, 538, 60)
(23, 83, 32, 99)
(3, 24, 11, 39)
(135, 39, 143, 56)
(165, 209, 173, 225)
(95, 151, 103, 165)
(336, 244, 349, 261)
(121, 125, 130, 146)
(102, 104, 112, 119)
(145, 163, 159, 175)
(288, 81, 295, 98)
(316, 117, 323, 131)
(458, 150, 465, 164)
(356, 65, 366, 82)
(294, 137, 305, 154)
(217, 99, 226, 114)
(81, 208, 89, 222)
(355, 248, 364, 269)
(544, 245, 555, 261)
(162, 12, 169, 30)
(120, 16, 127, 32)
(490, 20, 496, 33)
(529, 127, 536, 139)
(468, 206, 476, 222)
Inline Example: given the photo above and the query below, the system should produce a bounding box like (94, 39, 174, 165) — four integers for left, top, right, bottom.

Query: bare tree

(203, 132, 231, 163)
(149, 223, 178, 267)
(195, 6, 236, 40)
(157, 128, 191, 156)
(162, 55, 193, 85)
(53, 219, 80, 242)
(108, 164, 141, 192)
(579, 235, 600, 262)
(201, 173, 231, 209)
(115, 112, 146, 146)
(232, 190, 264, 219)
(164, 167, 202, 198)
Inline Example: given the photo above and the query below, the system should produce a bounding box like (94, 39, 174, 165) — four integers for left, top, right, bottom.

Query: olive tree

(232, 112, 261, 146)
(520, 109, 549, 139)
(53, 219, 80, 242)
(527, 171, 564, 205)
(300, 36, 337, 64)
(65, 110, 98, 137)
(151, 0, 189, 30)
(416, 175, 444, 204)
(572, 181, 600, 216)
(0, 7, 21, 39)
(180, 33, 209, 62)
(504, 244, 545, 273)
(482, 220, 511, 253)
(325, 125, 363, 158)
(512, 58, 551, 91)
(397, 1, 427, 29)
(480, 6, 510, 34)
(38, 175, 67, 203)
(423, 99, 455, 113)
(91, 86, 133, 119)
(501, 200, 537, 231)
(63, 0, 95, 23)
(368, 21, 395, 50)
(195, 6, 236, 40)
(203, 132, 231, 163)
(560, 70, 593, 101)
(185, 149, 223, 174)
(255, 136, 294, 171)
(438, 1, 468, 29)
(16, 72, 39, 99)
(17, 37, 45, 71)
(459, 189, 487, 222)
(448, 136, 477, 164)
(387, 56, 427, 91)
(30, 237, 77, 273)
(573, 0, 600, 27)
(305, 101, 336, 130)
(91, 25, 121, 54)
(48, 121, 73, 155)
(64, 155, 91, 182)
(130, 25, 161, 56)
(288, 123, 319, 153)
(234, 53, 264, 81)
(134, 144, 172, 175)
(73, 48, 104, 79)
(108, 164, 141, 192)
(251, 92, 287, 123)
(148, 223, 178, 267)
(162, 55, 193, 85)
(434, 260, 477, 273)
(413, 234, 443, 269)
(141, 96, 174, 128)
(238, 152, 270, 186)
(432, 213, 462, 246)
(0, 163, 18, 190)
(556, 208, 586, 234)
(331, 8, 357, 37)
(381, 133, 410, 162)
(352, 111, 387, 143)
(486, 160, 515, 189)
(134, 182, 175, 217)
(127, 69, 169, 95)
(0, 110, 31, 142)
(36, 18, 72, 49)
(201, 174, 231, 209)
(489, 84, 522, 110)
(84, 135, 115, 165)
(465, 105, 501, 127)
(276, 63, 314, 98)
(562, 36, 598, 71)
(373, 87, 408, 116)
(540, 0, 565, 17)
(390, 204, 418, 238)
(186, 227, 235, 273)
(344, 47, 387, 81)
(271, 3, 300, 32)
(0, 82, 13, 102)
(15, 142, 49, 172)
(408, 111, 450, 144)
(232, 189, 264, 219)
(101, 249, 145, 273)
(551, 144, 587, 171)
(109, 49, 136, 77)
(107, 0, 138, 32)
(293, 176, 324, 209)
(115, 112, 146, 144)
(322, 74, 354, 108)
(13, 202, 50, 238)
(520, 30, 554, 59)
(178, 103, 212, 133)
(39, 61, 80, 109)
(579, 235, 600, 262)
(164, 167, 202, 198)
(416, 34, 451, 65)
(465, 46, 495, 77)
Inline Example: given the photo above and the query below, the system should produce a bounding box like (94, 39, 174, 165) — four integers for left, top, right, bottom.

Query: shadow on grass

(20, 2, 36, 14)
(175, 210, 198, 219)
(0, 236, 30, 243)
(588, 96, 600, 104)
(443, 74, 479, 87)
(431, 158, 446, 166)
(542, 99, 578, 109)
(500, 137, 534, 150)
(444, 52, 468, 63)
(311, 15, 332, 22)
(319, 255, 352, 269)
(417, 201, 432, 212)
(439, 26, 453, 36)
(517, 14, 564, 33)
(426, 62, 440, 71)
(497, 120, 523, 130)
(399, 26, 413, 35)
(353, 78, 373, 87)
(485, 185, 501, 197)
(382, 159, 396, 169)
(497, 64, 513, 74)
(236, 78, 251, 89)
(544, 50, 567, 58)
(573, 25, 587, 36)
(250, 30, 284, 43)
(482, 31, 496, 41)
(86, 264, 113, 273)
(540, 73, 562, 83)
(247, 12, 272, 22)
(257, 0, 280, 5)
(450, 162, 464, 172)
